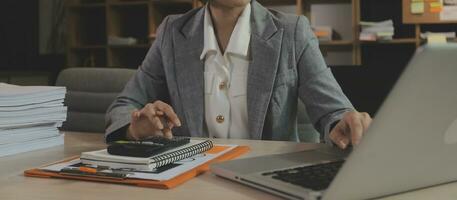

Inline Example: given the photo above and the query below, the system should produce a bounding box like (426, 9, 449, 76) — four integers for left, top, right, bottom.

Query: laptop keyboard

(261, 160, 344, 191)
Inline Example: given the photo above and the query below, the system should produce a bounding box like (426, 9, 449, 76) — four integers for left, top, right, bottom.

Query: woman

(105, 0, 372, 149)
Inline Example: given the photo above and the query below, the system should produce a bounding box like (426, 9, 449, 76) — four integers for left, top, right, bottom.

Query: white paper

(0, 83, 65, 97)
(0, 121, 62, 130)
(0, 125, 56, 134)
(441, 6, 457, 21)
(0, 83, 67, 157)
(0, 114, 67, 126)
(0, 134, 64, 157)
(130, 145, 237, 180)
(0, 101, 63, 111)
(41, 158, 82, 172)
(0, 128, 59, 145)
(0, 83, 66, 107)
(420, 31, 456, 39)
(359, 20, 394, 27)
(0, 106, 67, 117)
(0, 96, 65, 107)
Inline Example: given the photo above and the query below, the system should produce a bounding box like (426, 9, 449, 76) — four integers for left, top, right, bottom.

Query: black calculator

(107, 137, 190, 157)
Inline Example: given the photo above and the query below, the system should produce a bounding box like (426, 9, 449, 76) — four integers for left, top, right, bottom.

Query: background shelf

(66, 0, 195, 68)
(66, 0, 456, 68)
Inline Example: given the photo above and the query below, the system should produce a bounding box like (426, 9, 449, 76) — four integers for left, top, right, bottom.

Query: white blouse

(200, 4, 251, 139)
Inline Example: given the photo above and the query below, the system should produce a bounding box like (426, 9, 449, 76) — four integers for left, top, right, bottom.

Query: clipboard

(24, 145, 249, 189)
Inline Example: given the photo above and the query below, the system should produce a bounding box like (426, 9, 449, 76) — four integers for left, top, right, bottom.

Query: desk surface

(1, 132, 457, 200)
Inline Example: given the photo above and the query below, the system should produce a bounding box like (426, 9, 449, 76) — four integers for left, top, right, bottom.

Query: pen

(114, 140, 164, 146)
(78, 167, 97, 174)
(60, 166, 128, 179)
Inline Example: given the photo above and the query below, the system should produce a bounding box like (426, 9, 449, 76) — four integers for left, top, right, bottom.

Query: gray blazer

(105, 1, 353, 143)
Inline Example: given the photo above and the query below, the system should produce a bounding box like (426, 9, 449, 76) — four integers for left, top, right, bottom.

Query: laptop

(210, 44, 457, 200)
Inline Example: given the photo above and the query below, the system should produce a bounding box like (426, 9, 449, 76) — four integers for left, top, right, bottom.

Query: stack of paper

(420, 32, 456, 40)
(0, 83, 67, 157)
(81, 139, 213, 171)
(421, 32, 456, 44)
(359, 20, 395, 41)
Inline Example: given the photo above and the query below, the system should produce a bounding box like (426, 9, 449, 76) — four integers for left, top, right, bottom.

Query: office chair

(56, 67, 135, 133)
(55, 67, 319, 142)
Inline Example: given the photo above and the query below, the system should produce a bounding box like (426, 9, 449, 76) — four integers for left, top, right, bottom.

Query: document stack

(0, 83, 67, 157)
(108, 36, 138, 46)
(359, 20, 395, 41)
(420, 32, 456, 44)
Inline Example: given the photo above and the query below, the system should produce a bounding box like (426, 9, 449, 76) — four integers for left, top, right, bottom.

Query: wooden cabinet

(66, 0, 196, 68)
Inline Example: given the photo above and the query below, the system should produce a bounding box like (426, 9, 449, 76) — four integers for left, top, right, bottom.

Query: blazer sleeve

(104, 17, 172, 143)
(295, 16, 355, 144)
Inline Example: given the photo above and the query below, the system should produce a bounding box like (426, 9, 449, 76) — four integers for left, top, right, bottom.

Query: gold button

(216, 115, 225, 123)
(219, 82, 226, 90)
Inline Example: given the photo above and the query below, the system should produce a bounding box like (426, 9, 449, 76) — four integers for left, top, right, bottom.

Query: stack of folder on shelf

(312, 26, 333, 41)
(420, 32, 456, 44)
(108, 36, 138, 46)
(359, 20, 395, 41)
(0, 83, 67, 157)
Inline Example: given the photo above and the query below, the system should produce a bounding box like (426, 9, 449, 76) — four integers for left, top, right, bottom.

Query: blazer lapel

(173, 9, 206, 137)
(247, 1, 283, 139)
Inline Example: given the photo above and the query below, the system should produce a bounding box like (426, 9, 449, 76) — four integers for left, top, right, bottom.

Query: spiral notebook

(80, 139, 213, 171)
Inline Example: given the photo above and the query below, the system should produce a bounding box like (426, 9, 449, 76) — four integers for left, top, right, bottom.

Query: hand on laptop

(127, 101, 182, 140)
(329, 111, 372, 149)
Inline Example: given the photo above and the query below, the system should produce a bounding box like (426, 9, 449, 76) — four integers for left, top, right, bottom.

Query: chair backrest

(55, 67, 319, 139)
(56, 67, 136, 133)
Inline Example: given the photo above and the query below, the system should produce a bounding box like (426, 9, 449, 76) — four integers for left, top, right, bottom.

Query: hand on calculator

(127, 101, 182, 140)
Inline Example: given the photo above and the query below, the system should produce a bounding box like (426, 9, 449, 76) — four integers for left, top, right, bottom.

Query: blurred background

(0, 0, 456, 117)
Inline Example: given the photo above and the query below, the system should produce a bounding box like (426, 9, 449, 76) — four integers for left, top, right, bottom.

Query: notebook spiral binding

(151, 140, 214, 168)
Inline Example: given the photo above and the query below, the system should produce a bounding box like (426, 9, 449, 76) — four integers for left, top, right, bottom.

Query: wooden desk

(1, 132, 457, 200)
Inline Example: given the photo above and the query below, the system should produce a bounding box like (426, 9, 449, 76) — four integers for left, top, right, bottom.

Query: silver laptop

(210, 44, 457, 200)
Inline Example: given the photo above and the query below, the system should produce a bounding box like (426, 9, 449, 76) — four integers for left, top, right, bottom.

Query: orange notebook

(24, 145, 249, 189)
